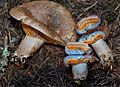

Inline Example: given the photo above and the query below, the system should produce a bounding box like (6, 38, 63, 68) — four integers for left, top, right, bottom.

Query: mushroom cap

(76, 15, 101, 35)
(10, 1, 76, 43)
(10, 6, 67, 46)
(65, 42, 92, 55)
(79, 31, 106, 44)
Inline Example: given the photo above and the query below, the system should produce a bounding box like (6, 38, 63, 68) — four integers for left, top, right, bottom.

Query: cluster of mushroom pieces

(9, 1, 113, 83)
(64, 15, 113, 82)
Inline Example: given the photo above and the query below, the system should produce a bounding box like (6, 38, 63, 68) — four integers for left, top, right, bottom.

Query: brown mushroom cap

(10, 6, 66, 46)
(82, 26, 110, 40)
(19, 1, 76, 43)
(10, 1, 76, 45)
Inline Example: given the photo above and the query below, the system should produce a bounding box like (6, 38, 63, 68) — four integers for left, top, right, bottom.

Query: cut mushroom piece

(64, 42, 96, 81)
(79, 27, 113, 66)
(65, 42, 92, 55)
(92, 39, 113, 67)
(10, 1, 76, 58)
(64, 55, 96, 67)
(76, 15, 101, 35)
(72, 63, 88, 82)
(64, 42, 96, 82)
(64, 55, 96, 81)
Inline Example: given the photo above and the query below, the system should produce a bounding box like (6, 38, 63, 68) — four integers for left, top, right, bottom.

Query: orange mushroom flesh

(10, 1, 76, 58)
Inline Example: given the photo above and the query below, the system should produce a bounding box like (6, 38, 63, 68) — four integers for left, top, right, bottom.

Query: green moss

(0, 46, 9, 71)
(2, 46, 10, 58)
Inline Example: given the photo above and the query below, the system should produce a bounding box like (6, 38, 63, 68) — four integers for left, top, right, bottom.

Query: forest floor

(0, 0, 120, 87)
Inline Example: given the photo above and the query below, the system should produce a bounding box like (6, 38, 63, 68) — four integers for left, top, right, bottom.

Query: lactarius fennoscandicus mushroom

(67, 15, 100, 81)
(64, 55, 95, 66)
(65, 42, 92, 55)
(79, 26, 113, 66)
(64, 42, 96, 81)
(9, 1, 76, 58)
(76, 15, 101, 35)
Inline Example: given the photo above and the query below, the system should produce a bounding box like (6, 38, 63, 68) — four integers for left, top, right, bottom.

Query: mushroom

(78, 26, 113, 66)
(65, 42, 92, 55)
(64, 42, 96, 81)
(10, 7, 65, 58)
(76, 15, 101, 35)
(9, 1, 76, 59)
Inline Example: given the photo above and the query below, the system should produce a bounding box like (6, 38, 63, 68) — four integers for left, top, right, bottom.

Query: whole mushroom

(9, 1, 76, 59)
(10, 7, 65, 58)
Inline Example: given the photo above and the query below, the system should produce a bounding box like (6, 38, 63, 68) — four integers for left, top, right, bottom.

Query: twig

(114, 4, 120, 11)
(50, 63, 62, 86)
(39, 56, 51, 68)
(0, 10, 7, 16)
(84, 1, 98, 12)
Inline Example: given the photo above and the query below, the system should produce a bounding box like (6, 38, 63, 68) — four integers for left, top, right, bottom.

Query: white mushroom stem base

(15, 35, 44, 58)
(72, 63, 88, 81)
(92, 39, 113, 66)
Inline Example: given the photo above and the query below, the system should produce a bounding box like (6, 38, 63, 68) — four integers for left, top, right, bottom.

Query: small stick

(84, 1, 98, 12)
(114, 4, 120, 11)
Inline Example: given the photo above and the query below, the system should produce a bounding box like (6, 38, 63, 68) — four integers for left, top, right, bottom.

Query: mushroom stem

(15, 35, 45, 58)
(92, 39, 113, 66)
(72, 63, 88, 81)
